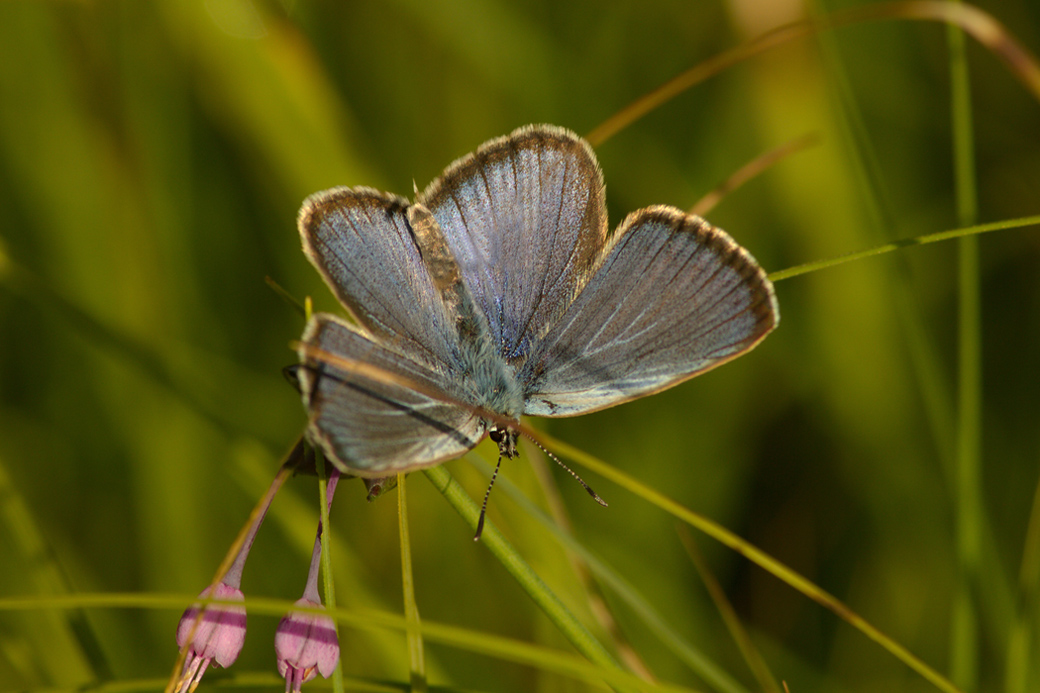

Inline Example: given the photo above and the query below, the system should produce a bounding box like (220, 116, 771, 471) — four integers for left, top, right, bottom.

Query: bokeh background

(2, 1, 1039, 692)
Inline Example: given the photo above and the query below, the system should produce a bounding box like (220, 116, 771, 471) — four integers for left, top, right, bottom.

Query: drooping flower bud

(175, 582, 246, 693)
(276, 469, 341, 692)
(275, 598, 340, 693)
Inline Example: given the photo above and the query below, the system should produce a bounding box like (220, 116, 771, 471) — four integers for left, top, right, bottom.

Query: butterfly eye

(488, 428, 505, 444)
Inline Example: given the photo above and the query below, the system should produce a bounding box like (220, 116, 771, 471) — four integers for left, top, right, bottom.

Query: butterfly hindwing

(298, 314, 484, 476)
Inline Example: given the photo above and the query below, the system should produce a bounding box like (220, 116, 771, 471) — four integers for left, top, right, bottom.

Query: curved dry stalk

(587, 1, 1040, 147)
(689, 133, 821, 217)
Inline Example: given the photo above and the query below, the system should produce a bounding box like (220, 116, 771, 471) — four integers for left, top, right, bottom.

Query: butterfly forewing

(298, 314, 483, 475)
(299, 187, 462, 372)
(520, 206, 779, 417)
(418, 125, 607, 362)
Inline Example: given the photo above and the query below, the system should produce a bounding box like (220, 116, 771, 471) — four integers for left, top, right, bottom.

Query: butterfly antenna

(527, 436, 608, 507)
(474, 453, 504, 541)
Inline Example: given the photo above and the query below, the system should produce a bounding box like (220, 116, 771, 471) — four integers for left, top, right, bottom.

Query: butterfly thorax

(451, 304, 524, 447)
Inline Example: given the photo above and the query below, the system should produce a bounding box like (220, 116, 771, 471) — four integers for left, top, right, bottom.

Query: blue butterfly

(295, 125, 778, 534)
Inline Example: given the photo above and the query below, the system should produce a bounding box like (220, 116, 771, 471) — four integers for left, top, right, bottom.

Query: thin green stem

(316, 450, 345, 693)
(1007, 465, 1040, 693)
(677, 528, 780, 693)
(398, 474, 427, 693)
(948, 9, 982, 690)
(767, 215, 1039, 282)
(0, 592, 694, 693)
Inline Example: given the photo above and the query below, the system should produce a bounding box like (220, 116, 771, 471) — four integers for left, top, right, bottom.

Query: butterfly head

(488, 425, 519, 459)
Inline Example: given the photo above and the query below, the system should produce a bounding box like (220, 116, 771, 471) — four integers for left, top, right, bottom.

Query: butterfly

(294, 124, 779, 536)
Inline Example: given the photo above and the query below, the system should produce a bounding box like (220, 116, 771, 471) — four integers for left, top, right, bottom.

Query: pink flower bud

(275, 598, 339, 693)
(174, 582, 247, 693)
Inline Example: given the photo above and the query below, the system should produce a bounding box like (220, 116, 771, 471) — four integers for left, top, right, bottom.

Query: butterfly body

(296, 125, 778, 478)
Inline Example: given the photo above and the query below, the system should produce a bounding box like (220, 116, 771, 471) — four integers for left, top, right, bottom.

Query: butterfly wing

(417, 125, 607, 362)
(298, 313, 484, 476)
(520, 206, 779, 417)
(299, 187, 464, 371)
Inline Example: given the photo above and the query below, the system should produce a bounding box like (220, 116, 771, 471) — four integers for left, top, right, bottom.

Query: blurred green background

(1, 1, 1039, 691)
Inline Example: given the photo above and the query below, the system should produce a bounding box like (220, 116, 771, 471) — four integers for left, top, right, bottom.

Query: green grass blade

(421, 465, 639, 693)
(0, 454, 107, 685)
(466, 454, 749, 693)
(316, 450, 345, 693)
(1007, 468, 1040, 693)
(676, 528, 780, 693)
(544, 434, 964, 693)
(947, 8, 983, 689)
(767, 216, 1040, 282)
(398, 474, 427, 693)
(0, 591, 700, 693)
